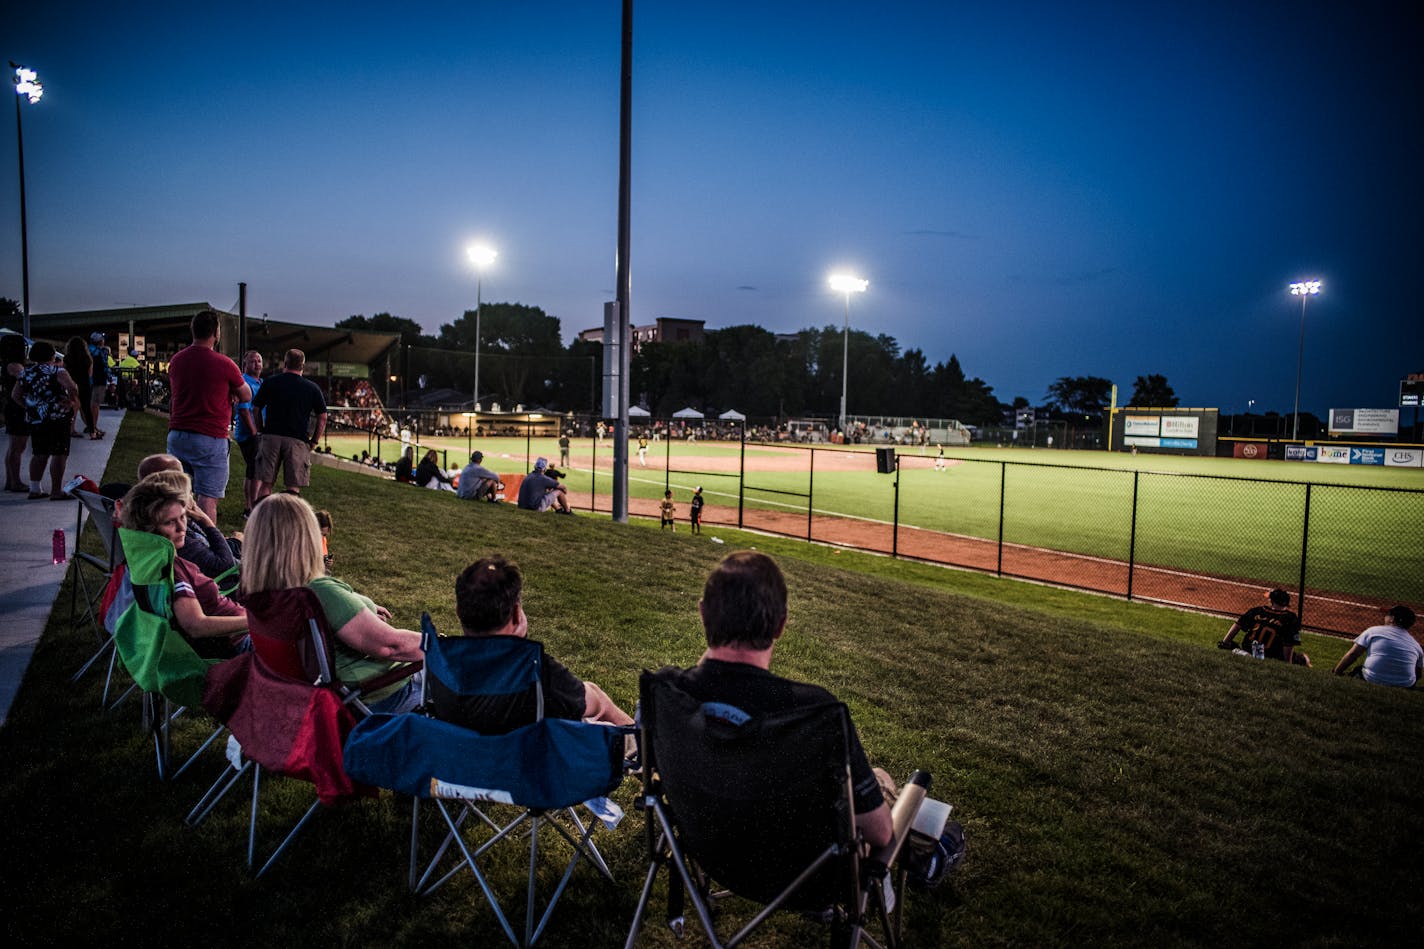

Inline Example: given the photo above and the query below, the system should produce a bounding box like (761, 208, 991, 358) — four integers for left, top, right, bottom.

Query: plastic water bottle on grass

(1251, 641, 1264, 660)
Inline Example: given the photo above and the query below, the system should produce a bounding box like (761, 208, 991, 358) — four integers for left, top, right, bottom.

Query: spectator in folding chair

(118, 477, 248, 659)
(446, 554, 633, 733)
(241, 493, 424, 712)
(137, 468, 241, 589)
(669, 551, 896, 847)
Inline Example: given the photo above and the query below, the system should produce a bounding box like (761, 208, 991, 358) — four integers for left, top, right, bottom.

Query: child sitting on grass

(660, 490, 676, 532)
(315, 509, 335, 571)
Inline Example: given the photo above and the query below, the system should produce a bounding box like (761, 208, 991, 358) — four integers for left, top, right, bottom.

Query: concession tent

(718, 409, 746, 421)
(628, 405, 651, 417)
(672, 407, 704, 419)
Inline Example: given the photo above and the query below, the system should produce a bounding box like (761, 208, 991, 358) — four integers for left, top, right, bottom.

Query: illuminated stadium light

(465, 243, 498, 419)
(11, 62, 43, 337)
(828, 273, 869, 432)
(1289, 278, 1322, 440)
(13, 66, 43, 104)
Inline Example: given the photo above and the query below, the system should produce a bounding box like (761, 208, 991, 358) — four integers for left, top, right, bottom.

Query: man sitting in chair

(452, 555, 633, 734)
(669, 551, 895, 848)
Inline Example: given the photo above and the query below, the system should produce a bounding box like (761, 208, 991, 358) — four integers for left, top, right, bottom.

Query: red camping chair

(188, 587, 420, 876)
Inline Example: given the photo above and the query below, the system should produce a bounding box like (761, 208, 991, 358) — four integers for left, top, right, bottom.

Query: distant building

(578, 317, 705, 352)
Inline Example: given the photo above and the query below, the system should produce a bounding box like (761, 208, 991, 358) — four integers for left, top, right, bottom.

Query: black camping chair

(625, 667, 929, 949)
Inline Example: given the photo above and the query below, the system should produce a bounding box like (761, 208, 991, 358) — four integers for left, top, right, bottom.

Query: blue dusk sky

(5, 1, 1420, 415)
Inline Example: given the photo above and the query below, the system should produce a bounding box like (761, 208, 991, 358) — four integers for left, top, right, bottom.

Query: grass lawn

(6, 411, 1415, 945)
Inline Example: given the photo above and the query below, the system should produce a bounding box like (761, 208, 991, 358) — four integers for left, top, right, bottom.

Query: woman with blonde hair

(141, 468, 240, 580)
(242, 494, 423, 711)
(119, 475, 248, 656)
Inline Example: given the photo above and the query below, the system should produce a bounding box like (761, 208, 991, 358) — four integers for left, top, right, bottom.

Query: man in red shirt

(166, 309, 250, 521)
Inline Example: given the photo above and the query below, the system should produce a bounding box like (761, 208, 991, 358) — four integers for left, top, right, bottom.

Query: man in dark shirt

(250, 348, 327, 501)
(442, 554, 632, 735)
(1219, 588, 1303, 662)
(668, 551, 894, 848)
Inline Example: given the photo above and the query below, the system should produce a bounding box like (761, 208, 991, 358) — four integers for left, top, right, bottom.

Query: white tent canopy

(628, 405, 651, 417)
(673, 407, 705, 419)
(718, 409, 746, 420)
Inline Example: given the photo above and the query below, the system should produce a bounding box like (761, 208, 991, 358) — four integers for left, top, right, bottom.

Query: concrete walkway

(0, 407, 120, 728)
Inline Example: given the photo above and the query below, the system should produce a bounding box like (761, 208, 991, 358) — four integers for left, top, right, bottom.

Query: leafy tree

(1045, 376, 1114, 417)
(1129, 373, 1178, 407)
(0, 296, 21, 331)
(436, 303, 565, 407)
(336, 312, 433, 349)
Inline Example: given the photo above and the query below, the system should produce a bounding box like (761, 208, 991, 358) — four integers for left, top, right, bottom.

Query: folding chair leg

(186, 758, 252, 827)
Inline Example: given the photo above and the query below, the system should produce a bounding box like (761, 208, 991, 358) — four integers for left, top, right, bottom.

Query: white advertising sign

(1383, 448, 1424, 468)
(1328, 408, 1399, 435)
(1124, 416, 1160, 436)
(1315, 445, 1352, 464)
(1161, 416, 1200, 438)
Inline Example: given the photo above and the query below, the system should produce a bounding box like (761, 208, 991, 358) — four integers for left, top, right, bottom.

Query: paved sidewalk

(0, 407, 121, 728)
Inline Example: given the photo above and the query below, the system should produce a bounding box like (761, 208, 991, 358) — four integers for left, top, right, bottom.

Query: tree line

(335, 306, 1179, 424)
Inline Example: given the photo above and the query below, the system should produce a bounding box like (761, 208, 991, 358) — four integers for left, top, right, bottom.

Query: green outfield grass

(3, 411, 1419, 947)
(324, 433, 1424, 606)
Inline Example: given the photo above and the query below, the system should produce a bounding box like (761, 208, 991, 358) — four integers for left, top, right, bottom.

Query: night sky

(5, 1, 1420, 416)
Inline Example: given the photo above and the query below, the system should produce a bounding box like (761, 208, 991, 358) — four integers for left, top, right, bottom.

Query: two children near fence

(661, 486, 705, 534)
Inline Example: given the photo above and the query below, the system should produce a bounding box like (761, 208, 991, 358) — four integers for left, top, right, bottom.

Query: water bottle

(52, 528, 66, 565)
(1251, 641, 1264, 660)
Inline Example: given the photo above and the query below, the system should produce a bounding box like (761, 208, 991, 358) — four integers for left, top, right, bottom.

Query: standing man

(167, 309, 251, 521)
(558, 430, 571, 468)
(1218, 589, 1302, 663)
(251, 349, 327, 500)
(86, 332, 111, 436)
(234, 350, 264, 517)
(1333, 606, 1422, 688)
(637, 434, 649, 466)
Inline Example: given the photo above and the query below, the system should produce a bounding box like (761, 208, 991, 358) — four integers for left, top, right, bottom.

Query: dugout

(1111, 407, 1219, 456)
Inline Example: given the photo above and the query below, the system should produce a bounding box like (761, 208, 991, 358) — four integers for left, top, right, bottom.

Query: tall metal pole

(474, 274, 482, 414)
(839, 292, 850, 433)
(611, 0, 633, 523)
(13, 86, 30, 339)
(1292, 292, 1308, 440)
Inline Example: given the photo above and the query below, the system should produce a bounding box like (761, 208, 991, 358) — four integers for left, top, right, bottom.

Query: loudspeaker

(876, 447, 896, 474)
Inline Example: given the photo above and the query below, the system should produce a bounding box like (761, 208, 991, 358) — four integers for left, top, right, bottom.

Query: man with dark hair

(666, 550, 896, 847)
(166, 309, 251, 520)
(1219, 588, 1302, 663)
(448, 555, 632, 734)
(251, 348, 327, 500)
(1333, 605, 1423, 688)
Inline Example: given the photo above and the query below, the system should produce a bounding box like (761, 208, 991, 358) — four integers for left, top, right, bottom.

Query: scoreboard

(1402, 375, 1424, 408)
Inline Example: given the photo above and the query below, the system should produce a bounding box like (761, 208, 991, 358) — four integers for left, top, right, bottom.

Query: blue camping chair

(343, 614, 632, 947)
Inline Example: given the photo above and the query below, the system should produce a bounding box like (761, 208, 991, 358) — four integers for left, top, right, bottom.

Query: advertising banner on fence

(1350, 447, 1387, 466)
(1161, 416, 1200, 438)
(1285, 445, 1318, 461)
(1315, 445, 1352, 464)
(1329, 408, 1399, 435)
(1124, 416, 1160, 436)
(1384, 448, 1423, 467)
(1233, 442, 1269, 459)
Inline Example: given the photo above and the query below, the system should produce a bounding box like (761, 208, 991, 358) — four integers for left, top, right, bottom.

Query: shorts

(254, 433, 313, 488)
(237, 435, 261, 478)
(3, 401, 29, 436)
(167, 429, 230, 499)
(30, 419, 73, 457)
(535, 492, 556, 512)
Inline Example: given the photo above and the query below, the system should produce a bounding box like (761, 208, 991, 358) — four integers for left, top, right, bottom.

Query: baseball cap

(89, 331, 105, 343)
(471, 451, 483, 463)
(534, 457, 548, 471)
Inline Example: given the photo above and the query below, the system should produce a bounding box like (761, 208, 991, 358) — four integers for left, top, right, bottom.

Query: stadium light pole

(11, 63, 43, 340)
(1289, 279, 1321, 441)
(829, 273, 868, 434)
(466, 243, 498, 427)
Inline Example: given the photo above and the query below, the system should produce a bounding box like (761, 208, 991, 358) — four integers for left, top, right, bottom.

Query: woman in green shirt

(241, 493, 424, 710)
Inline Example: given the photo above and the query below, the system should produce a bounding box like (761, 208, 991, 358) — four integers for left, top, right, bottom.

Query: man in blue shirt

(234, 350, 263, 516)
